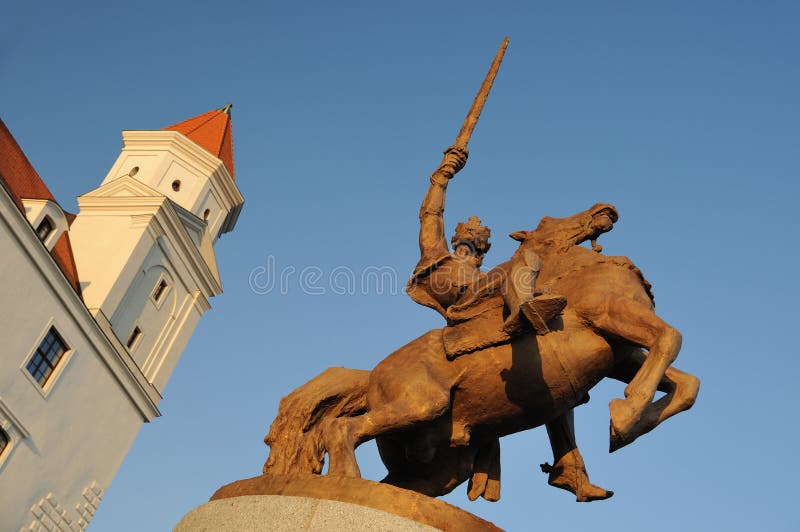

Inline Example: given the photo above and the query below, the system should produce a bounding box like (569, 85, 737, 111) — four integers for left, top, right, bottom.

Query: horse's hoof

(609, 423, 632, 453)
(609, 418, 630, 453)
(608, 398, 638, 449)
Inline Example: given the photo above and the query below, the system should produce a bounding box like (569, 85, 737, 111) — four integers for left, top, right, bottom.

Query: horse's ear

(509, 230, 528, 242)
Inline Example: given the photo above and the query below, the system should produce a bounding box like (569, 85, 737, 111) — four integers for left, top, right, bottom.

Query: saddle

(442, 289, 516, 360)
(441, 262, 568, 359)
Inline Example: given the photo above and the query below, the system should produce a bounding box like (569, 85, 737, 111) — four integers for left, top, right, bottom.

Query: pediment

(81, 176, 163, 199)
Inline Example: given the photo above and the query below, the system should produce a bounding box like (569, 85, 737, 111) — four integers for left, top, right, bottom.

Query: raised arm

(418, 145, 469, 260)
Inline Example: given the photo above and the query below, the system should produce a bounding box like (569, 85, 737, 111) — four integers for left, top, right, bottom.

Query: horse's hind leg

(610, 344, 700, 448)
(589, 298, 682, 450)
(323, 373, 450, 478)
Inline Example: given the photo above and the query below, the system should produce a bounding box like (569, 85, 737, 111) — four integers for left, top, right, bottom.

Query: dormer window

(22, 199, 68, 251)
(35, 216, 54, 242)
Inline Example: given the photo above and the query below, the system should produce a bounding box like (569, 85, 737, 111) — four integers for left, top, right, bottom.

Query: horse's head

(509, 203, 619, 253)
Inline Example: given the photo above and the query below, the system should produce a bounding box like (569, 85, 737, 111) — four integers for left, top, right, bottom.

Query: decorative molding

(80, 174, 162, 199)
(0, 395, 31, 439)
(121, 130, 224, 176)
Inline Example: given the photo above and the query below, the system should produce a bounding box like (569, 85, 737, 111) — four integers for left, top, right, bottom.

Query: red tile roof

(164, 104, 235, 179)
(0, 118, 82, 294)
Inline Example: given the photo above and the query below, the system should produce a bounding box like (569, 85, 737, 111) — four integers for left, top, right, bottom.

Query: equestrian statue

(261, 37, 700, 505)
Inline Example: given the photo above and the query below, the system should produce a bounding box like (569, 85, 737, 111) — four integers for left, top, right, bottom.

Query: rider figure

(407, 145, 566, 333)
(406, 145, 612, 502)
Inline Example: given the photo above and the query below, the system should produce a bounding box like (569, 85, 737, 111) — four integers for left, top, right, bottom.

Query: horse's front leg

(589, 297, 683, 450)
(609, 343, 700, 449)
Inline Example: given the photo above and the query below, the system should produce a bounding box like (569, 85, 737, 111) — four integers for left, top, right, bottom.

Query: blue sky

(3, 1, 799, 530)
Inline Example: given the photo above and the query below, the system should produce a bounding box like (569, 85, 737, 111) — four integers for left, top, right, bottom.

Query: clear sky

(3, 1, 799, 530)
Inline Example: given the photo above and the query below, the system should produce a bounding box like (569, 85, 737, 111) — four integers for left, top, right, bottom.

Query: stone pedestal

(174, 494, 438, 531)
(174, 474, 502, 532)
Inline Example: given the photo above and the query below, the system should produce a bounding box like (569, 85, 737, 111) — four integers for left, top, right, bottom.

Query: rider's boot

(540, 448, 613, 502)
(502, 248, 567, 335)
(503, 293, 566, 335)
(519, 294, 567, 335)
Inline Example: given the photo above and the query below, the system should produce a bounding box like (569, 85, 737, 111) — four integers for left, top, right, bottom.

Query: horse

(263, 204, 700, 501)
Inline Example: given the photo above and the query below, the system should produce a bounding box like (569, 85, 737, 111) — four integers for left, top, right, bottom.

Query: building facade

(0, 106, 243, 531)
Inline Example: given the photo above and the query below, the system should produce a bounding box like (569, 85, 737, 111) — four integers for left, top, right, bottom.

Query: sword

(454, 36, 509, 149)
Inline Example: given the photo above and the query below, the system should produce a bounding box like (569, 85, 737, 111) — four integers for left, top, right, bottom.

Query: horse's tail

(263, 366, 370, 475)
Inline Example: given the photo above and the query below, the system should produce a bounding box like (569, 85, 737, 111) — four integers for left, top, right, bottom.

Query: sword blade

(454, 36, 510, 148)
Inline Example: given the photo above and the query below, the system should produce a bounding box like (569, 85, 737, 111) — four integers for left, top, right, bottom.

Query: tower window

(171, 180, 181, 192)
(129, 166, 139, 177)
(0, 427, 8, 457)
(25, 327, 69, 387)
(152, 279, 168, 303)
(126, 327, 142, 350)
(203, 208, 211, 221)
(35, 216, 54, 242)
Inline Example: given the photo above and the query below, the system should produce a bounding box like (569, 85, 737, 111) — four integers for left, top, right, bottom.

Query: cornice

(76, 193, 222, 297)
(120, 131, 244, 225)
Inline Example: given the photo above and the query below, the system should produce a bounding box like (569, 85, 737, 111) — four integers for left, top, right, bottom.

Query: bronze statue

(261, 37, 700, 506)
(405, 145, 613, 501)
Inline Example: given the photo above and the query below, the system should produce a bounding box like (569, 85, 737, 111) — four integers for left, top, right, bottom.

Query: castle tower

(0, 107, 243, 530)
(69, 105, 244, 392)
